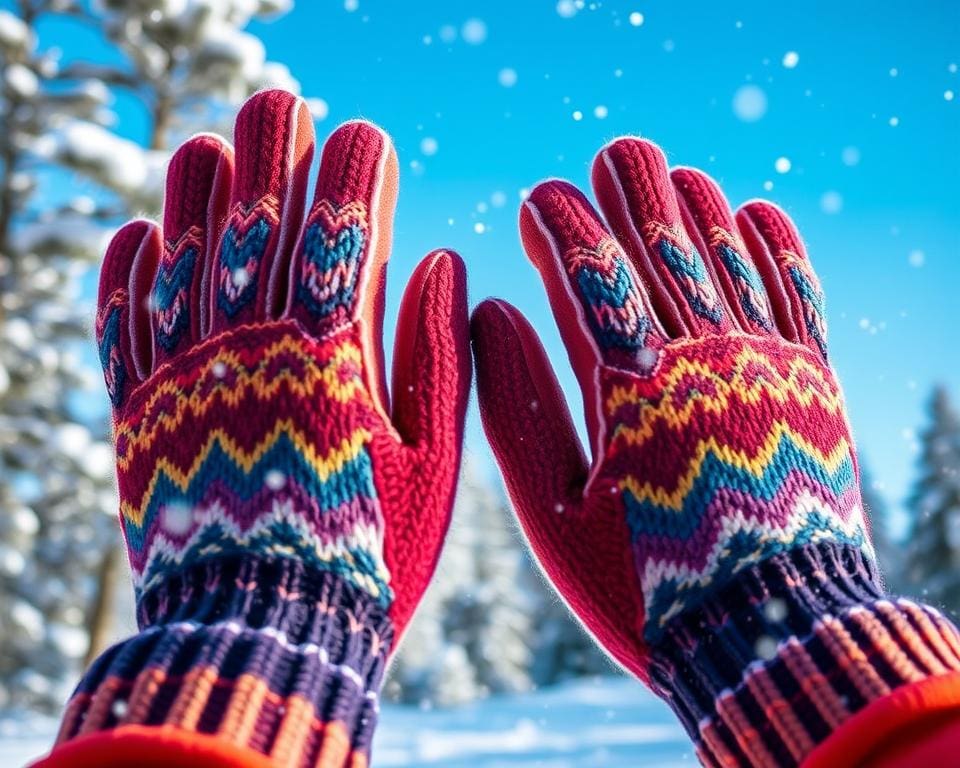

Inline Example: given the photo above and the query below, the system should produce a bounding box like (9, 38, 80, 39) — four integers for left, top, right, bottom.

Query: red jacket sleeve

(803, 671, 960, 768)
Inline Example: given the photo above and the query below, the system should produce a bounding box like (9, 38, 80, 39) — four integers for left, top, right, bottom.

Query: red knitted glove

(472, 138, 960, 766)
(48, 90, 469, 767)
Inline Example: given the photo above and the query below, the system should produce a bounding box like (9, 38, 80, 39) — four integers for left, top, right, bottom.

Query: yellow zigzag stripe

(116, 337, 366, 470)
(606, 347, 843, 446)
(120, 424, 372, 527)
(619, 421, 852, 511)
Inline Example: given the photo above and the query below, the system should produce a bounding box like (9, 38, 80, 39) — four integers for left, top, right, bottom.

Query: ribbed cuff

(650, 543, 960, 767)
(55, 556, 393, 767)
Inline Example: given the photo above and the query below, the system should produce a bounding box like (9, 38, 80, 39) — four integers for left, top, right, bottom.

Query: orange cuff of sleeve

(30, 725, 279, 768)
(802, 671, 960, 768)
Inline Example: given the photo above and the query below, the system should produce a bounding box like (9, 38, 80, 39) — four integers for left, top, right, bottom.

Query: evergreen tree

(906, 386, 960, 615)
(387, 458, 612, 706)
(0, 0, 309, 712)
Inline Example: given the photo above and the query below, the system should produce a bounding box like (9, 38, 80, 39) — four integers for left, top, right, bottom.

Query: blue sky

(30, 1, 960, 533)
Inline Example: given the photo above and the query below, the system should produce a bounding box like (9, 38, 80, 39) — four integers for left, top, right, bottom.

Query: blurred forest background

(0, 0, 958, 719)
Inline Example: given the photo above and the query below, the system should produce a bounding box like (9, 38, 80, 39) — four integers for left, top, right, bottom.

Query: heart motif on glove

(96, 294, 127, 407)
(711, 228, 772, 331)
(153, 235, 199, 352)
(296, 199, 369, 325)
(216, 203, 274, 317)
(645, 222, 723, 326)
(567, 238, 652, 351)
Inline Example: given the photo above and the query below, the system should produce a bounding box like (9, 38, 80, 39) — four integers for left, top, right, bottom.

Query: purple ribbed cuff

(650, 542, 960, 767)
(56, 556, 393, 765)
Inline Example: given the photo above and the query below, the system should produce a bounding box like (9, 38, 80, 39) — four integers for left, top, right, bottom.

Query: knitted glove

(48, 90, 470, 768)
(472, 138, 960, 767)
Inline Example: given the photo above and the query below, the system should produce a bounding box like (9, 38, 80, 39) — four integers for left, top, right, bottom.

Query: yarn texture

(472, 137, 960, 767)
(42, 89, 470, 768)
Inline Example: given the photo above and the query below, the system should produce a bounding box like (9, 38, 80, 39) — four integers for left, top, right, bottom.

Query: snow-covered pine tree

(0, 0, 310, 713)
(529, 589, 614, 687)
(386, 457, 612, 706)
(387, 458, 536, 706)
(906, 386, 960, 615)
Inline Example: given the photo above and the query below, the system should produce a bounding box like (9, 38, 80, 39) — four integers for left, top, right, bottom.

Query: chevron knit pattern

(650, 543, 960, 768)
(596, 332, 872, 640)
(113, 319, 392, 604)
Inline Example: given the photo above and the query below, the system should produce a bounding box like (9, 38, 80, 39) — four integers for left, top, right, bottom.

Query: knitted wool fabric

(471, 138, 960, 767)
(43, 90, 470, 768)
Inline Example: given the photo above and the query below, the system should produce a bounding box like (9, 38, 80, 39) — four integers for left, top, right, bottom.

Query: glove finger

(592, 137, 732, 337)
(391, 249, 470, 456)
(208, 89, 315, 332)
(671, 167, 775, 336)
(471, 298, 648, 680)
(284, 120, 399, 417)
(383, 250, 470, 631)
(472, 298, 588, 516)
(520, 179, 667, 459)
(736, 200, 828, 359)
(153, 133, 234, 367)
(97, 220, 162, 411)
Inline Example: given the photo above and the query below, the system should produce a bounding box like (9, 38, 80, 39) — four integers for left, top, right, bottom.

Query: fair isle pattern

(297, 199, 368, 326)
(154, 227, 202, 352)
(698, 598, 960, 767)
(564, 237, 653, 352)
(597, 333, 871, 639)
(709, 226, 773, 331)
(643, 220, 724, 325)
(216, 197, 278, 318)
(113, 320, 392, 604)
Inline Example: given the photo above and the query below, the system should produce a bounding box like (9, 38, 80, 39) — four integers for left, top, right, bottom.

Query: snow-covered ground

(1, 677, 694, 767)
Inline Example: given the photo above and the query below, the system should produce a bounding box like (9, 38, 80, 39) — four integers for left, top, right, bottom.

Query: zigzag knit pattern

(596, 332, 872, 640)
(112, 319, 392, 604)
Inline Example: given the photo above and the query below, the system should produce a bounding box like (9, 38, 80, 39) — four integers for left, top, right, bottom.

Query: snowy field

(1, 677, 694, 767)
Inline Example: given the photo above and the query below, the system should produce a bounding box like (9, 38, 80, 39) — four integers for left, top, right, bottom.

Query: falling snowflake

(732, 84, 767, 121)
(462, 18, 487, 45)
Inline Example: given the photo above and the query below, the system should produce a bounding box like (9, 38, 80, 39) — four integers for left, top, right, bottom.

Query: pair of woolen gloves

(39, 91, 960, 768)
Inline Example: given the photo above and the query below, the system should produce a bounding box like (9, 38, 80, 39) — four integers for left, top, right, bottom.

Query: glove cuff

(55, 556, 393, 766)
(650, 542, 960, 767)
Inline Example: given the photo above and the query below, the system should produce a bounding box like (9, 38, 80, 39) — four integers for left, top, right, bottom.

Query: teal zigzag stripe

(139, 519, 391, 605)
(124, 433, 376, 553)
(624, 431, 856, 541)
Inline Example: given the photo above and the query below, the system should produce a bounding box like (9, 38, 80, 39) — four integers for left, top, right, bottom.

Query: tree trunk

(84, 546, 120, 666)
